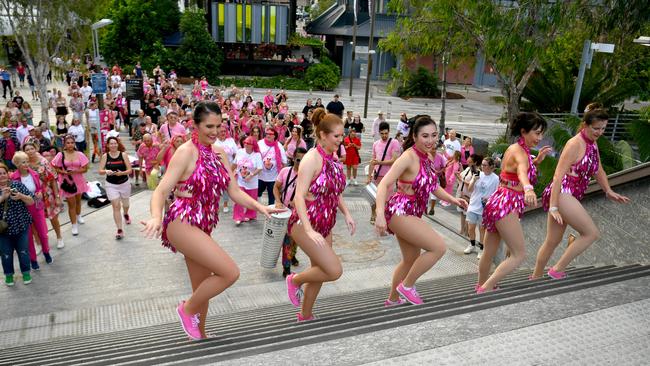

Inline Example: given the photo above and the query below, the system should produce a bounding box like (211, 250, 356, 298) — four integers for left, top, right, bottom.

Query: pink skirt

(482, 186, 525, 233)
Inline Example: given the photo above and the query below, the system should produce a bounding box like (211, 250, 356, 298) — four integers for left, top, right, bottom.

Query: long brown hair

(105, 136, 126, 153)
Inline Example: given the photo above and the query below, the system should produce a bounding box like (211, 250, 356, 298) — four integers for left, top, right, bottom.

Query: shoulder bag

(60, 153, 78, 194)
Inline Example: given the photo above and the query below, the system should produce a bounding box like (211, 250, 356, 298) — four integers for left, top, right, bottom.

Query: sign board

(336, 39, 344, 46)
(129, 100, 143, 117)
(355, 46, 369, 54)
(125, 78, 144, 100)
(91, 73, 107, 94)
(359, 63, 367, 79)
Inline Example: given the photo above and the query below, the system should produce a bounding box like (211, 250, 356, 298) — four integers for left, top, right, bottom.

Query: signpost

(125, 78, 144, 117)
(91, 73, 107, 94)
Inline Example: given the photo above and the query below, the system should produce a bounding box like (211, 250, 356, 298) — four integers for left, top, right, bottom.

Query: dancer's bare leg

(532, 212, 567, 278)
(387, 235, 420, 301)
(552, 195, 600, 272)
(291, 224, 340, 318)
(388, 215, 446, 288)
(481, 213, 526, 290)
(167, 219, 240, 316)
(185, 256, 212, 337)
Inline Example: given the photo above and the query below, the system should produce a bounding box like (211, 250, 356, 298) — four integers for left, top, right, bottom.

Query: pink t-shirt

(372, 138, 401, 177)
(285, 139, 307, 159)
(137, 144, 161, 173)
(159, 123, 186, 143)
(264, 95, 274, 108)
(275, 166, 298, 208)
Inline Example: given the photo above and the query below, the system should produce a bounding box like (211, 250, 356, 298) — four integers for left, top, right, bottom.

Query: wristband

(549, 206, 559, 212)
(523, 184, 534, 192)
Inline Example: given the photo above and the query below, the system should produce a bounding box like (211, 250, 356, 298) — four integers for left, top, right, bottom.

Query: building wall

(340, 37, 396, 80)
(208, 1, 289, 45)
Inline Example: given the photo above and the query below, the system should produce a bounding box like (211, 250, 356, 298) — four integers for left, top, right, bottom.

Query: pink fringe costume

(482, 137, 537, 233)
(161, 133, 231, 252)
(542, 129, 599, 211)
(384, 147, 439, 234)
(287, 144, 346, 238)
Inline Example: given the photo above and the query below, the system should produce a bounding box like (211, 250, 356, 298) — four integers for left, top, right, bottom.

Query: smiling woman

(142, 101, 280, 341)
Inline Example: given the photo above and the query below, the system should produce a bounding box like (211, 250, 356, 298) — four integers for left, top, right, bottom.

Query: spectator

(79, 80, 93, 106)
(50, 135, 89, 236)
(284, 125, 306, 163)
(348, 114, 365, 134)
(12, 91, 24, 110)
(300, 109, 315, 150)
(257, 128, 287, 205)
(0, 67, 12, 99)
(443, 129, 461, 159)
(344, 128, 362, 186)
(67, 118, 86, 153)
(325, 94, 345, 118)
(214, 124, 238, 213)
(1, 127, 19, 169)
(233, 136, 262, 225)
(0, 162, 35, 286)
(460, 137, 475, 169)
(54, 90, 68, 117)
(85, 101, 101, 162)
(368, 121, 401, 223)
(464, 157, 499, 259)
(16, 62, 26, 87)
(136, 134, 161, 188)
(372, 111, 386, 140)
(145, 101, 161, 126)
(302, 99, 313, 116)
(455, 154, 481, 236)
(98, 136, 133, 240)
(343, 110, 354, 135)
(442, 150, 462, 206)
(397, 113, 410, 136)
(21, 101, 34, 126)
(159, 110, 186, 144)
(428, 142, 447, 215)
(11, 151, 52, 269)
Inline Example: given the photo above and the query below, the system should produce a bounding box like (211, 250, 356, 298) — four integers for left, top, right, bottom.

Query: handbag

(60, 153, 78, 194)
(0, 198, 8, 234)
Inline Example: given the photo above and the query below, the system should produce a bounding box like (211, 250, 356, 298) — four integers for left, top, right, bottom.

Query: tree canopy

(175, 7, 224, 81)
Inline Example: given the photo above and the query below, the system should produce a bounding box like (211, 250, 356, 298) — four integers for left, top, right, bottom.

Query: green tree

(175, 7, 224, 81)
(311, 0, 336, 20)
(0, 0, 110, 125)
(100, 0, 180, 72)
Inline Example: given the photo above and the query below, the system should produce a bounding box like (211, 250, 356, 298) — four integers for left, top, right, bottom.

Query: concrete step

(2, 265, 648, 366)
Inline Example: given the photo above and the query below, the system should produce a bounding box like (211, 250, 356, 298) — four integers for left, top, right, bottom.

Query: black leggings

(257, 180, 275, 205)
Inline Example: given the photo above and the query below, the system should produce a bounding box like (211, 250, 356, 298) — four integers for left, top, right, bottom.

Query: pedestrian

(375, 116, 467, 306)
(368, 122, 401, 224)
(273, 147, 307, 277)
(460, 137, 475, 169)
(443, 129, 461, 160)
(85, 101, 101, 162)
(442, 151, 462, 206)
(455, 154, 480, 236)
(20, 101, 33, 126)
(344, 128, 361, 185)
(257, 128, 287, 205)
(16, 62, 26, 87)
(214, 123, 238, 214)
(532, 108, 630, 279)
(23, 142, 64, 249)
(68, 118, 86, 154)
(397, 113, 410, 136)
(285, 108, 355, 322)
(372, 111, 386, 140)
(137, 134, 161, 188)
(54, 90, 68, 117)
(463, 157, 499, 258)
(283, 125, 306, 164)
(99, 137, 132, 240)
(1, 127, 19, 169)
(233, 135, 262, 225)
(0, 162, 35, 286)
(142, 101, 278, 340)
(10, 151, 53, 270)
(0, 67, 12, 99)
(50, 135, 90, 236)
(325, 94, 344, 118)
(300, 109, 315, 150)
(477, 112, 551, 293)
(27, 73, 37, 101)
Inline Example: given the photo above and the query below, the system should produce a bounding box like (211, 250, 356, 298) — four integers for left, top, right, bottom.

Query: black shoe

(91, 154, 96, 163)
(428, 207, 435, 215)
(31, 260, 40, 271)
(44, 252, 53, 264)
(291, 257, 299, 267)
(282, 267, 291, 278)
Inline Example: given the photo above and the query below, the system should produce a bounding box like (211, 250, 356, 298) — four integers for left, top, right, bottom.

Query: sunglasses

(294, 158, 302, 162)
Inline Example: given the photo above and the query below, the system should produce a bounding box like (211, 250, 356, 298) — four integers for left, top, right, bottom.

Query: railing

(539, 113, 641, 143)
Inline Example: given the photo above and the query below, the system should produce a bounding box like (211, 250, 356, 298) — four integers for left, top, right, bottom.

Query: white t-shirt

(16, 125, 30, 144)
(20, 174, 36, 194)
(214, 137, 238, 164)
(80, 86, 93, 103)
(68, 124, 85, 142)
(106, 130, 121, 140)
(234, 149, 262, 190)
(257, 140, 287, 182)
(443, 138, 461, 158)
(467, 172, 499, 215)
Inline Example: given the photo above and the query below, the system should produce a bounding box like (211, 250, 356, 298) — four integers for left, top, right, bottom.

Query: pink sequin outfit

(542, 130, 599, 211)
(384, 147, 438, 234)
(161, 134, 231, 252)
(287, 144, 346, 238)
(482, 137, 538, 233)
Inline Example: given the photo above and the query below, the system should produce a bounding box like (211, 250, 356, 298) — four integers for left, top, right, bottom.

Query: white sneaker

(71, 224, 79, 236)
(476, 248, 483, 260)
(223, 206, 230, 213)
(35, 245, 42, 256)
(463, 244, 476, 254)
(77, 215, 85, 224)
(57, 239, 65, 249)
(353, 179, 358, 186)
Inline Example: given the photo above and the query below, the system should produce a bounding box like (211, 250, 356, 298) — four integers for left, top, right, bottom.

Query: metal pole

(440, 52, 448, 138)
(571, 40, 592, 115)
(363, 0, 376, 119)
(349, 16, 357, 97)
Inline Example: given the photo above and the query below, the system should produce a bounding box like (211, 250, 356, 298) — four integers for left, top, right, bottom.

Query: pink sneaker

(296, 313, 316, 323)
(547, 267, 567, 280)
(476, 285, 486, 294)
(286, 273, 302, 307)
(474, 284, 500, 291)
(396, 282, 423, 305)
(176, 301, 201, 340)
(384, 298, 407, 308)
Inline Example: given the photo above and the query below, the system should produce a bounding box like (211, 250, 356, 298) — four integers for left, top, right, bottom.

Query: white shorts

(466, 211, 483, 225)
(105, 181, 131, 201)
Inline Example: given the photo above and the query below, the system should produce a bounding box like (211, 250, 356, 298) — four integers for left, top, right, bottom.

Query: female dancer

(99, 137, 133, 240)
(477, 112, 551, 293)
(375, 116, 467, 306)
(285, 108, 355, 322)
(142, 102, 279, 340)
(532, 109, 629, 279)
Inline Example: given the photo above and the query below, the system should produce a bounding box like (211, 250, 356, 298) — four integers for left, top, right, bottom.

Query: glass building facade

(209, 1, 289, 45)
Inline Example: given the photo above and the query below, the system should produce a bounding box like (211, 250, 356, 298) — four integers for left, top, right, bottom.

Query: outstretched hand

(141, 217, 162, 239)
(258, 205, 288, 219)
(606, 190, 630, 204)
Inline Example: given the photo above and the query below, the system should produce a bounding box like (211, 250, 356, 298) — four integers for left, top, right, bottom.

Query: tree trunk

(34, 63, 51, 128)
(506, 87, 520, 139)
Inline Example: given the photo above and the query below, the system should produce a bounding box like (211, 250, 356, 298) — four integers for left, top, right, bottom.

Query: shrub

(396, 67, 441, 98)
(304, 61, 340, 91)
(175, 7, 224, 82)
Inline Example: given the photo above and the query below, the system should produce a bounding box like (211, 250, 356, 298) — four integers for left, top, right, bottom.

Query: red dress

(344, 136, 361, 166)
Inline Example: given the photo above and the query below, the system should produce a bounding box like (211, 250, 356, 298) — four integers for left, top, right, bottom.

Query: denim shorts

(466, 211, 483, 225)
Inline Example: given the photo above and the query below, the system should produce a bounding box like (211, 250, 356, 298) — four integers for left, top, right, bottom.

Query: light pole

(570, 40, 614, 115)
(349, 0, 358, 97)
(363, 0, 376, 119)
(91, 19, 113, 66)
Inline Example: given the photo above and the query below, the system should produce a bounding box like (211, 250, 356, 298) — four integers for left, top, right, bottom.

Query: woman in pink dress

(50, 135, 89, 236)
(284, 125, 307, 163)
(532, 108, 629, 279)
(442, 151, 461, 205)
(142, 102, 280, 340)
